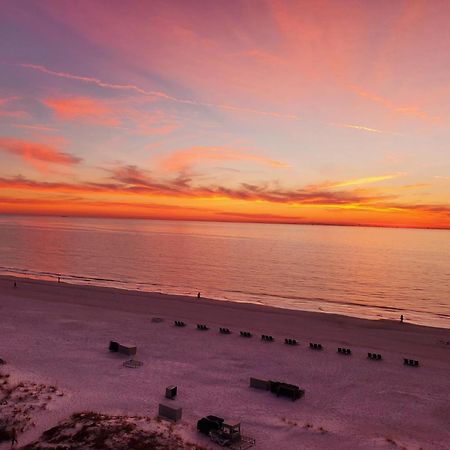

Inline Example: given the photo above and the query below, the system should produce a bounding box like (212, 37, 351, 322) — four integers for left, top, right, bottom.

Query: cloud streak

(16, 63, 388, 133)
(17, 63, 302, 121)
(0, 138, 81, 171)
(157, 146, 290, 172)
(351, 86, 440, 123)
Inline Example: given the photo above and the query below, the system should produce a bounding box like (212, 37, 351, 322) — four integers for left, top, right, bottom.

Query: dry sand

(0, 275, 449, 449)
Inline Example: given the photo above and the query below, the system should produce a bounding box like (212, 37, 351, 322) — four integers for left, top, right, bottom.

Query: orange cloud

(0, 138, 81, 171)
(158, 146, 290, 172)
(0, 171, 448, 229)
(43, 97, 119, 126)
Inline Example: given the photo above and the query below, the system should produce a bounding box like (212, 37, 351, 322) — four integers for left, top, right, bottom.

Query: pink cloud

(43, 97, 120, 126)
(157, 146, 290, 172)
(0, 137, 81, 172)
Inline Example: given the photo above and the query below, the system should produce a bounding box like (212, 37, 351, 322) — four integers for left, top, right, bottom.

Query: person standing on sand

(13, 282, 16, 288)
(400, 314, 404, 323)
(10, 427, 17, 449)
(197, 292, 201, 299)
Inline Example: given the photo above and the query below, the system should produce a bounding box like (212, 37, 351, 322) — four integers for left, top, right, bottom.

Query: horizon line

(0, 212, 448, 232)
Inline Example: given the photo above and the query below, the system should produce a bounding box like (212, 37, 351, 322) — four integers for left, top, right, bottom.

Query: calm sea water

(0, 215, 449, 328)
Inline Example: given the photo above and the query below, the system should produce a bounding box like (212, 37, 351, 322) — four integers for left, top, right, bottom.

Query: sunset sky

(1, 0, 449, 229)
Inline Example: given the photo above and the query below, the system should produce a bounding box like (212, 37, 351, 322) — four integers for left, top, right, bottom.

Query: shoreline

(1, 273, 449, 331)
(1, 274, 449, 350)
(1, 274, 450, 449)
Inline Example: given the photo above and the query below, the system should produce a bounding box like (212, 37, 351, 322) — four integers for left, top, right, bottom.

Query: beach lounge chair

(174, 320, 186, 327)
(197, 324, 209, 330)
(404, 358, 419, 367)
(285, 338, 298, 345)
(240, 331, 252, 337)
(368, 353, 382, 360)
(309, 343, 323, 350)
(261, 334, 274, 341)
(219, 327, 231, 334)
(338, 347, 351, 355)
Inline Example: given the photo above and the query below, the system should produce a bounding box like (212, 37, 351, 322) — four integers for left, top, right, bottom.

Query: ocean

(0, 215, 449, 328)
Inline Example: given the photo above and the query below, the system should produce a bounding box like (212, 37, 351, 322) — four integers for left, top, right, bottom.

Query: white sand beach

(0, 275, 449, 449)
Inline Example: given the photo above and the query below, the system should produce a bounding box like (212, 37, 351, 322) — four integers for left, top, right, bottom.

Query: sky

(0, 0, 449, 229)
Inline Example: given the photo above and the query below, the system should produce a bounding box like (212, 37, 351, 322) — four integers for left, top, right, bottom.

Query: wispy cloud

(12, 124, 59, 132)
(157, 146, 290, 172)
(18, 63, 302, 121)
(41, 96, 178, 135)
(324, 173, 404, 189)
(332, 123, 387, 134)
(0, 137, 81, 171)
(351, 86, 440, 123)
(15, 63, 395, 134)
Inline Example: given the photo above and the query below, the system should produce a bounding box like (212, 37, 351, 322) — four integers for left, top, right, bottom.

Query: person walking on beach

(10, 427, 17, 449)
(400, 314, 404, 323)
(197, 292, 201, 299)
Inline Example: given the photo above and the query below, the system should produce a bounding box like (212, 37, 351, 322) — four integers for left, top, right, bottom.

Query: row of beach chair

(261, 334, 274, 341)
(338, 347, 352, 355)
(172, 320, 420, 366)
(404, 358, 419, 367)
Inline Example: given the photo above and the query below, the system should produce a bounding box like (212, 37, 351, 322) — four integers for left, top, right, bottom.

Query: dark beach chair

(368, 353, 382, 360)
(240, 331, 252, 337)
(338, 347, 351, 355)
(174, 320, 186, 327)
(261, 334, 274, 342)
(285, 338, 297, 345)
(219, 327, 231, 334)
(310, 343, 323, 350)
(197, 324, 209, 330)
(404, 358, 419, 367)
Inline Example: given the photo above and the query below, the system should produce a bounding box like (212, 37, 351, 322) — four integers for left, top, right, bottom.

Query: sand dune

(0, 276, 449, 449)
